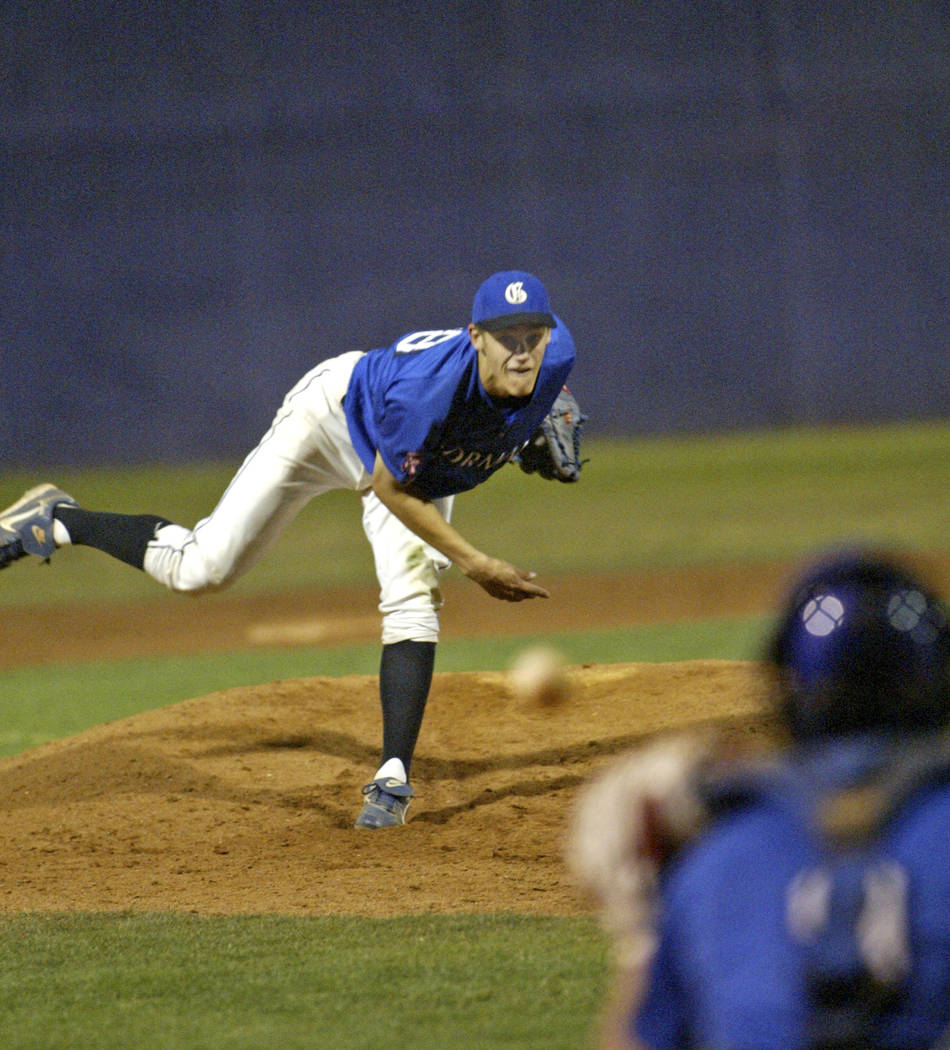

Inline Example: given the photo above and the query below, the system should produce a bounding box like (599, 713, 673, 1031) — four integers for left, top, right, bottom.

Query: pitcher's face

(469, 323, 551, 398)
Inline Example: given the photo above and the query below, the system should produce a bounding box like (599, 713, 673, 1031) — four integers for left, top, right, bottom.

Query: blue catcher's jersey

(633, 737, 950, 1050)
(344, 320, 576, 499)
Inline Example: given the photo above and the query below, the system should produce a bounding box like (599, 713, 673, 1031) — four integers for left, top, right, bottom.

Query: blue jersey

(344, 320, 576, 499)
(633, 737, 950, 1049)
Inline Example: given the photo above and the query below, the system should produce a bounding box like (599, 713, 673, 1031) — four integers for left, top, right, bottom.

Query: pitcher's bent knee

(142, 524, 238, 594)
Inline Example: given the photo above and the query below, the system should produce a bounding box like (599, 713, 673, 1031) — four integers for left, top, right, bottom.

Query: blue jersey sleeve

(344, 328, 470, 479)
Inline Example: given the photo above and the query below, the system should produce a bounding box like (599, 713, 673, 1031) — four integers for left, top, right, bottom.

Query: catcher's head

(765, 548, 950, 743)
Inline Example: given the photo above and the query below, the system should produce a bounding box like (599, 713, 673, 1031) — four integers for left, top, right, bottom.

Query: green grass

(0, 913, 608, 1050)
(1, 421, 948, 1048)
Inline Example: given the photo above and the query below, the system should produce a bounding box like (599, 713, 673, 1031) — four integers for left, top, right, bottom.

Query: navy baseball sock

(54, 507, 171, 570)
(378, 640, 436, 778)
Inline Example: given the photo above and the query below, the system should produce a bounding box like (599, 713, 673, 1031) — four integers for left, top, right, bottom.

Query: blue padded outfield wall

(3, 1, 949, 466)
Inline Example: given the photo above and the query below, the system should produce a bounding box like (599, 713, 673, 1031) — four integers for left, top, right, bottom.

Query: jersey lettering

(786, 851, 912, 1037)
(440, 446, 516, 471)
(395, 329, 464, 354)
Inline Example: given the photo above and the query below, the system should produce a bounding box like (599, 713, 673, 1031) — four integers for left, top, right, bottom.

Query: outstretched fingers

(475, 561, 550, 602)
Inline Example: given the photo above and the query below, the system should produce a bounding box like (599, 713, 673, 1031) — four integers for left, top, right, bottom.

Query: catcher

(568, 549, 950, 1049)
(0, 269, 586, 830)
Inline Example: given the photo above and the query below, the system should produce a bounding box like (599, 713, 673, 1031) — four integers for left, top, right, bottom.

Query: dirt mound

(5, 553, 949, 917)
(0, 660, 773, 916)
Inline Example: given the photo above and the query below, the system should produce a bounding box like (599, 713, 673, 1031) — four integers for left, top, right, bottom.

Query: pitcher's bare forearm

(370, 454, 549, 602)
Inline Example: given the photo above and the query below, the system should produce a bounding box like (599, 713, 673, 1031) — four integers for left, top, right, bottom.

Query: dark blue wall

(3, 1, 949, 466)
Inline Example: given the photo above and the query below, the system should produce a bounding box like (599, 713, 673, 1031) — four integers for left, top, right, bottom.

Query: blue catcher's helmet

(766, 550, 950, 742)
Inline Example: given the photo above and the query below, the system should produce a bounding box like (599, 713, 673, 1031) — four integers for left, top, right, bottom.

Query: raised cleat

(354, 777, 414, 829)
(0, 483, 78, 568)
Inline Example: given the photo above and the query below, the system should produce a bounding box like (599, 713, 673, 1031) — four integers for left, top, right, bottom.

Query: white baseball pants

(143, 351, 453, 644)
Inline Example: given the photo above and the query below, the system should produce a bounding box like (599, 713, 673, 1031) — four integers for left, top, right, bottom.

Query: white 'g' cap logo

(505, 281, 528, 305)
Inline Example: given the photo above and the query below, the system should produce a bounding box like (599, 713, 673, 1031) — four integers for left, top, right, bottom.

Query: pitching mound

(0, 659, 774, 916)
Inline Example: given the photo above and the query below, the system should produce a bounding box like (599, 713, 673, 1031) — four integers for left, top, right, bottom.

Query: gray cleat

(354, 777, 414, 828)
(0, 483, 78, 568)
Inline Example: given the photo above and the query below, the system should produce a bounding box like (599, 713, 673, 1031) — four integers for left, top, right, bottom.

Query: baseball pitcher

(1, 270, 586, 829)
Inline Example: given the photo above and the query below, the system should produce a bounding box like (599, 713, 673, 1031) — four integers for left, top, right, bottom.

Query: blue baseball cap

(471, 270, 557, 331)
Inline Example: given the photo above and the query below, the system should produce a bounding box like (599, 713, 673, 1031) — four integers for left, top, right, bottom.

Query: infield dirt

(2, 555, 948, 917)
